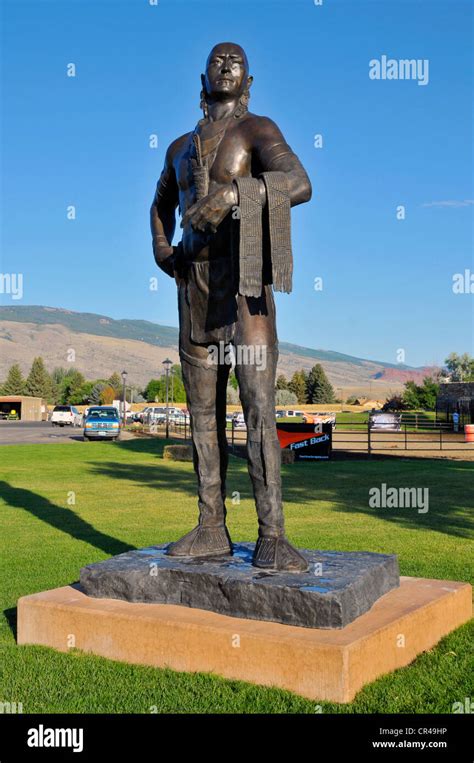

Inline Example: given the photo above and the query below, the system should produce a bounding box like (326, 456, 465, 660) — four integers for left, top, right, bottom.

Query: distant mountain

(0, 305, 179, 347)
(0, 305, 431, 395)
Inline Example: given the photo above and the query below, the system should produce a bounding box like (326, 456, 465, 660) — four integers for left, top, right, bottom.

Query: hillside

(0, 306, 430, 395)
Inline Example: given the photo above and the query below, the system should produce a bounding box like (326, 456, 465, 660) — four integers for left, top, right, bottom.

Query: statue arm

(252, 117, 312, 207)
(150, 143, 181, 277)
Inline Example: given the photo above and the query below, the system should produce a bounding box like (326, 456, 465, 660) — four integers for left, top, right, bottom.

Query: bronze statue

(151, 42, 312, 571)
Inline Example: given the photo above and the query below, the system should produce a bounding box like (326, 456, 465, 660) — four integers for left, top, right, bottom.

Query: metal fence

(131, 415, 473, 456)
(435, 399, 474, 427)
(334, 418, 470, 454)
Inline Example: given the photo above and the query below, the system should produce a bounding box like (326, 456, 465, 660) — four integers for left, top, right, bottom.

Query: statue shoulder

(241, 113, 286, 143)
(165, 132, 192, 163)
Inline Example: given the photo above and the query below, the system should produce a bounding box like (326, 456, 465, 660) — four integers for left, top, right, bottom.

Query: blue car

(83, 406, 121, 441)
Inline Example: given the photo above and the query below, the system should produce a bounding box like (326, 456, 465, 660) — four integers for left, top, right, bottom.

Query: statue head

(200, 42, 252, 117)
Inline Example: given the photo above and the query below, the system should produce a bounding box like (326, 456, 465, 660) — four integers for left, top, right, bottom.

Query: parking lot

(0, 421, 85, 445)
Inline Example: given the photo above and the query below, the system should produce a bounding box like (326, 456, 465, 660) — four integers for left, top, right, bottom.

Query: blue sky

(1, 0, 472, 367)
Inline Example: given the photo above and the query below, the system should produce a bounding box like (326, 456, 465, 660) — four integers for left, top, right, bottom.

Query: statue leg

(167, 358, 232, 558)
(234, 288, 309, 572)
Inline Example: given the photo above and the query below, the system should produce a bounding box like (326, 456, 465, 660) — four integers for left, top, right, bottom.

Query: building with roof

(0, 395, 43, 421)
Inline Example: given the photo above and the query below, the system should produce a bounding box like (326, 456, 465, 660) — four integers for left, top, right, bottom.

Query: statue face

(204, 43, 249, 101)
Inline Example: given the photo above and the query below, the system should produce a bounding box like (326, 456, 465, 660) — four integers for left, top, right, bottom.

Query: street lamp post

(121, 370, 127, 426)
(163, 358, 172, 438)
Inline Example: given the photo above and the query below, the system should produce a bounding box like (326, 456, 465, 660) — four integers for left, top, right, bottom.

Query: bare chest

(175, 122, 252, 192)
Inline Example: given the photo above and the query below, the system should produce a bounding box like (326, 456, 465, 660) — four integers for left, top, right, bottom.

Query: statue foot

(167, 525, 233, 558)
(252, 535, 309, 572)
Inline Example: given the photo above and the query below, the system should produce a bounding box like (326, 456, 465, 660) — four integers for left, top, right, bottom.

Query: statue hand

(153, 242, 174, 276)
(181, 184, 237, 234)
(153, 240, 183, 280)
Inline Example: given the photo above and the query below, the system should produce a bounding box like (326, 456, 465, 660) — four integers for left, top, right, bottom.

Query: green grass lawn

(0, 438, 473, 713)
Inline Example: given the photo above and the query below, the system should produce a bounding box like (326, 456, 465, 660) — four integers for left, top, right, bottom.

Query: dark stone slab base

(80, 543, 399, 629)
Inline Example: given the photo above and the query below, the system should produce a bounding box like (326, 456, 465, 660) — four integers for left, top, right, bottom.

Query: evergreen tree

(50, 367, 67, 404)
(25, 357, 53, 400)
(288, 370, 308, 404)
(276, 374, 289, 391)
(51, 367, 68, 386)
(89, 382, 107, 404)
(306, 364, 335, 404)
(1, 364, 26, 395)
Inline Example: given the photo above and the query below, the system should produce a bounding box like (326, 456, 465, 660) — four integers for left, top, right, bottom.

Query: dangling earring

(234, 87, 250, 118)
(199, 89, 209, 119)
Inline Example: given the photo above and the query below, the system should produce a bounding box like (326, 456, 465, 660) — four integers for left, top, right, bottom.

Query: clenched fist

(181, 183, 237, 234)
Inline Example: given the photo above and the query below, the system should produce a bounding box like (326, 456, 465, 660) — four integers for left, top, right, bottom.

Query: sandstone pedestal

(17, 577, 471, 703)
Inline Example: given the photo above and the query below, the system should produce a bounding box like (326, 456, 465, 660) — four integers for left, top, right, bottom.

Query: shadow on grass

(0, 480, 135, 642)
(92, 440, 474, 540)
(0, 481, 135, 556)
(4, 606, 17, 638)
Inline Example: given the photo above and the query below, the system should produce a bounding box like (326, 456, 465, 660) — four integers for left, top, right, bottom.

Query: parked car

(51, 405, 82, 427)
(83, 407, 121, 441)
(132, 407, 150, 423)
(277, 410, 305, 418)
(171, 410, 190, 426)
(146, 406, 168, 424)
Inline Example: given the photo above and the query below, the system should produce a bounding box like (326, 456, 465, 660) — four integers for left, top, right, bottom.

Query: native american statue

(150, 42, 312, 571)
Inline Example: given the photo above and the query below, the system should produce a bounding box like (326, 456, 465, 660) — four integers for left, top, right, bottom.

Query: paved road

(0, 421, 139, 446)
(0, 421, 85, 445)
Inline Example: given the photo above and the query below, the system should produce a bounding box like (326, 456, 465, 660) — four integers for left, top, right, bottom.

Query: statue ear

(246, 75, 253, 91)
(199, 74, 209, 118)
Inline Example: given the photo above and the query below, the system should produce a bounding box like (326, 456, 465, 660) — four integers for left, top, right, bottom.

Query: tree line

(0, 358, 186, 406)
(384, 353, 474, 411)
(274, 365, 336, 405)
(1, 352, 472, 408)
